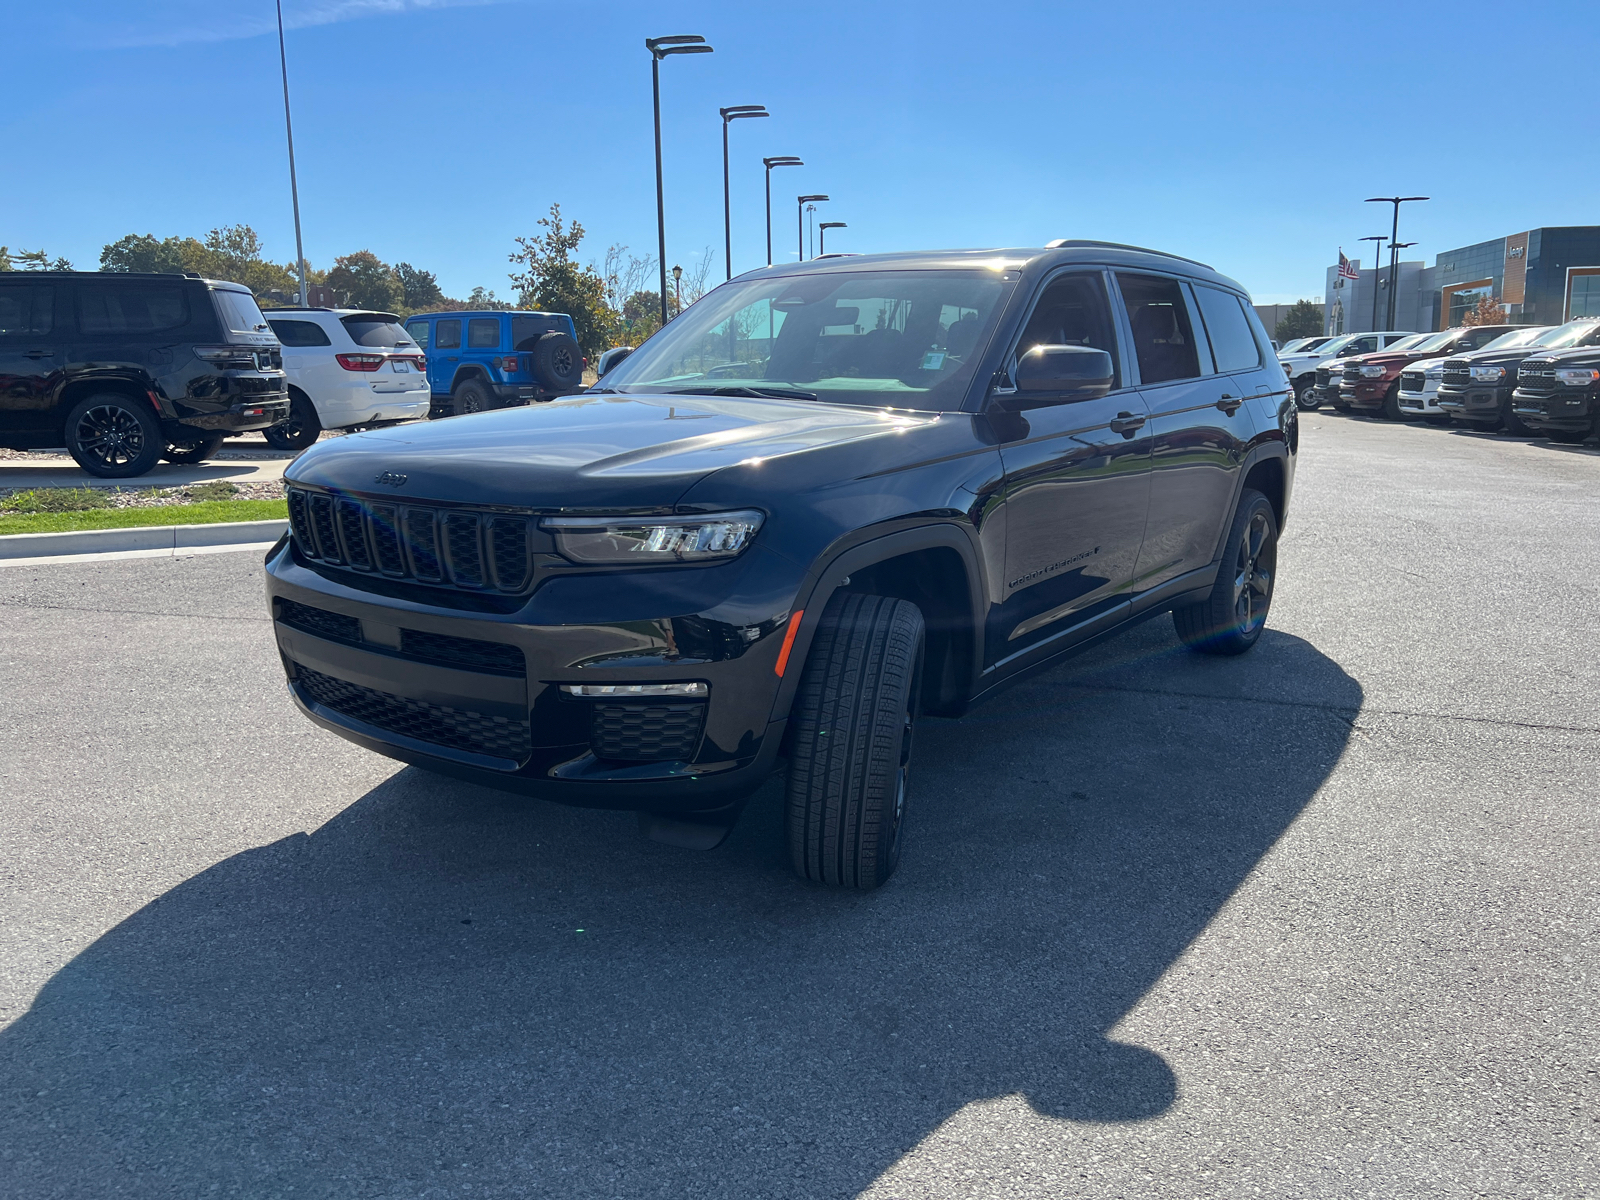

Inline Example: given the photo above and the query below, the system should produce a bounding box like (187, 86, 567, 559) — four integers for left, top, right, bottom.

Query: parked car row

(1282, 317, 1600, 441)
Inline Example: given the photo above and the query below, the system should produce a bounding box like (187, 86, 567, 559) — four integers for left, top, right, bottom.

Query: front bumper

(264, 538, 803, 814)
(1510, 388, 1598, 433)
(1436, 384, 1511, 423)
(1342, 378, 1393, 409)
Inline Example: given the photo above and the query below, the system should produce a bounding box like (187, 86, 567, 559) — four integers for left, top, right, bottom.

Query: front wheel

(1172, 488, 1277, 656)
(162, 433, 227, 464)
(1547, 428, 1591, 444)
(786, 593, 924, 890)
(1380, 382, 1404, 420)
(1294, 381, 1320, 410)
(263, 393, 321, 451)
(1500, 398, 1533, 436)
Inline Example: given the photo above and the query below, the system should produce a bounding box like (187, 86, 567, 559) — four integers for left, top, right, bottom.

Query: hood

(284, 392, 938, 510)
(1523, 345, 1600, 366)
(1451, 342, 1548, 366)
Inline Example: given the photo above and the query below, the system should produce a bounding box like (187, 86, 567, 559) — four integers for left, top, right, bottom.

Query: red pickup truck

(1337, 325, 1517, 419)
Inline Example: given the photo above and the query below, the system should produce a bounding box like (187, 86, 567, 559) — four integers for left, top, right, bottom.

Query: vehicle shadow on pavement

(0, 622, 1360, 1198)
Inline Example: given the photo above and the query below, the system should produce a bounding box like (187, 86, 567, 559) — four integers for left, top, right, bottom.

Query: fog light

(560, 682, 708, 698)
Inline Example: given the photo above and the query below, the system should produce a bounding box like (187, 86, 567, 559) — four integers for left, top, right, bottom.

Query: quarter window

(78, 284, 189, 334)
(1193, 285, 1262, 373)
(268, 319, 332, 347)
(468, 318, 501, 349)
(0, 285, 52, 335)
(1116, 273, 1202, 384)
(1014, 272, 1120, 388)
(435, 319, 462, 349)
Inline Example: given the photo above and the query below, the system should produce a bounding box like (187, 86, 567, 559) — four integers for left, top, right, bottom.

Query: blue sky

(6, 0, 1596, 304)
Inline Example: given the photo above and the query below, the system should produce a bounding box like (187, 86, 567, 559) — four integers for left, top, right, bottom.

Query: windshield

(211, 288, 271, 336)
(1477, 327, 1549, 352)
(1316, 335, 1357, 357)
(1383, 333, 1433, 353)
(1535, 321, 1600, 350)
(594, 269, 1013, 412)
(1409, 330, 1460, 354)
(341, 314, 415, 347)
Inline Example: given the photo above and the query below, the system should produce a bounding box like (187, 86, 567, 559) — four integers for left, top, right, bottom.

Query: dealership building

(1322, 225, 1600, 335)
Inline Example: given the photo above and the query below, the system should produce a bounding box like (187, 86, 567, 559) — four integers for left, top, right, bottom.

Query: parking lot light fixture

(1365, 196, 1428, 330)
(1358, 235, 1387, 330)
(721, 106, 769, 280)
(648, 35, 714, 326)
(275, 0, 308, 308)
(763, 157, 803, 266)
(797, 195, 828, 261)
(818, 221, 846, 256)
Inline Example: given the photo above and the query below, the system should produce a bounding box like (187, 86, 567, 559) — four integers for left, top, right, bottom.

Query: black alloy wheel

(64, 394, 163, 478)
(1173, 488, 1277, 655)
(533, 331, 583, 391)
(263, 393, 321, 452)
(162, 433, 227, 464)
(452, 379, 494, 415)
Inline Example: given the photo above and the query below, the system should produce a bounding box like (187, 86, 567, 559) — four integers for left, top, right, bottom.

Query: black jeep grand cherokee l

(266, 243, 1295, 888)
(0, 271, 288, 476)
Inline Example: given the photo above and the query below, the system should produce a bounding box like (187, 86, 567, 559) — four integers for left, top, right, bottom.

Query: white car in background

(262, 309, 430, 450)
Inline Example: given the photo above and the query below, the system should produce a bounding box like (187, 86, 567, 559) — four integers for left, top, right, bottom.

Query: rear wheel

(64, 393, 163, 478)
(1172, 488, 1277, 656)
(786, 593, 924, 890)
(263, 393, 321, 451)
(162, 432, 227, 464)
(452, 379, 494, 415)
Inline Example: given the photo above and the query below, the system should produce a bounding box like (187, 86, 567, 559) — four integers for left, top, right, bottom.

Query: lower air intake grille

(295, 665, 530, 762)
(400, 628, 525, 675)
(277, 598, 361, 645)
(590, 701, 705, 762)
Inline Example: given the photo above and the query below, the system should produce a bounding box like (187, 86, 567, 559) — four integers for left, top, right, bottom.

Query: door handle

(24, 348, 56, 358)
(1216, 394, 1243, 414)
(1109, 412, 1146, 437)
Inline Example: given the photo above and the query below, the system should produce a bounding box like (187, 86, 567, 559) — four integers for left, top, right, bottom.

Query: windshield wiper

(660, 385, 820, 402)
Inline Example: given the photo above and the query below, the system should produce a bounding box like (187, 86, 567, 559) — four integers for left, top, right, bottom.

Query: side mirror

(999, 345, 1114, 408)
(597, 346, 634, 376)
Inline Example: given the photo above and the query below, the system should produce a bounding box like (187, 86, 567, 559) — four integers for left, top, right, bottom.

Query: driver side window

(1013, 272, 1120, 389)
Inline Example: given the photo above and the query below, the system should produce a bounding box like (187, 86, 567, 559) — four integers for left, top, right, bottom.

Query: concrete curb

(0, 519, 288, 562)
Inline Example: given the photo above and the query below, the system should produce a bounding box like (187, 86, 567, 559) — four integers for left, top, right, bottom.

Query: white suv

(262, 309, 430, 450)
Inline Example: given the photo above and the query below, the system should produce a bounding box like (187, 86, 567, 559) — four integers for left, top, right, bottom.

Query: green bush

(0, 488, 114, 514)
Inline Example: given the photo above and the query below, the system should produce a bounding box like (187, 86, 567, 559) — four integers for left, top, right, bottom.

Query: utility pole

(275, 0, 307, 307)
(648, 36, 714, 326)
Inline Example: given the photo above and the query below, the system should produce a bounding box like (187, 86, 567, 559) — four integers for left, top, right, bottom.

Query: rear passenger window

(1014, 272, 1121, 388)
(1116, 273, 1201, 384)
(1193, 285, 1261, 373)
(435, 319, 462, 349)
(468, 318, 500, 349)
(268, 319, 332, 347)
(406, 321, 430, 349)
(78, 284, 189, 334)
(0, 285, 52, 335)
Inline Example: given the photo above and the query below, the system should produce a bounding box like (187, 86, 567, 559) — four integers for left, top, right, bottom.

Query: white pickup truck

(1280, 330, 1417, 409)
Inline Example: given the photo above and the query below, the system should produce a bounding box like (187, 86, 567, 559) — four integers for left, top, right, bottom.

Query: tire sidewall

(454, 380, 492, 415)
(264, 393, 320, 451)
(533, 332, 583, 391)
(65, 393, 163, 478)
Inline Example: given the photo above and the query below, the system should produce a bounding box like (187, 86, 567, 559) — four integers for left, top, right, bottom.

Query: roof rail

(1044, 239, 1212, 270)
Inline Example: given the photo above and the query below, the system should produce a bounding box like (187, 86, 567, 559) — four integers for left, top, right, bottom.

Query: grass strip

(0, 499, 288, 537)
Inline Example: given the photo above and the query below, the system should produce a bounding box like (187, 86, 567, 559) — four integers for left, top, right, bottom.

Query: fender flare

(448, 365, 493, 395)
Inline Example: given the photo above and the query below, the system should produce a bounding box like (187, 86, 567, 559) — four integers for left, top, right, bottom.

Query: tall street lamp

(1365, 196, 1428, 330)
(818, 221, 846, 256)
(274, 0, 308, 306)
(1389, 242, 1418, 327)
(648, 35, 714, 327)
(720, 106, 768, 280)
(763, 157, 802, 266)
(797, 195, 828, 261)
(1358, 235, 1387, 331)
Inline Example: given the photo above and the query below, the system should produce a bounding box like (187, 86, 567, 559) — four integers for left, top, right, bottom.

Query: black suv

(0, 271, 288, 476)
(1511, 337, 1600, 442)
(265, 243, 1295, 887)
(1438, 319, 1600, 434)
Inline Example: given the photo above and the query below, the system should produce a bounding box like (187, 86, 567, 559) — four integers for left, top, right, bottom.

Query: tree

(1274, 299, 1324, 343)
(1462, 293, 1507, 326)
(0, 247, 71, 271)
(326, 251, 403, 311)
(466, 286, 513, 310)
(508, 204, 613, 359)
(395, 262, 444, 310)
(99, 225, 294, 295)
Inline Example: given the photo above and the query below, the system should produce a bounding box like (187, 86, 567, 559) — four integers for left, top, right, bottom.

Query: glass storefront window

(1570, 274, 1600, 320)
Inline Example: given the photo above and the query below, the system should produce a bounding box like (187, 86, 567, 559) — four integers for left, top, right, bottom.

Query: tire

(263, 393, 321, 451)
(162, 432, 227, 464)
(1331, 402, 1351, 412)
(1294, 380, 1320, 410)
(786, 593, 925, 890)
(64, 393, 164, 478)
(452, 378, 494, 415)
(1547, 428, 1590, 444)
(1172, 488, 1277, 656)
(1500, 398, 1533, 436)
(1380, 383, 1404, 420)
(531, 332, 582, 391)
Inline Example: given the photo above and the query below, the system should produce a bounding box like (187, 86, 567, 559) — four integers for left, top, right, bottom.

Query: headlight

(1469, 365, 1505, 383)
(542, 511, 764, 564)
(1424, 367, 1443, 379)
(1556, 368, 1600, 387)
(1359, 364, 1387, 378)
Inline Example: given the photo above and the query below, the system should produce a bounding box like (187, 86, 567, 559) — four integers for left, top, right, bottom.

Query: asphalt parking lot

(1, 411, 1596, 1199)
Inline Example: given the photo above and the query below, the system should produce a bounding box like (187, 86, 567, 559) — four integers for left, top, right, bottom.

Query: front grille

(295, 665, 531, 763)
(1341, 365, 1362, 385)
(590, 701, 705, 762)
(277, 598, 361, 645)
(1518, 361, 1558, 394)
(1316, 367, 1333, 388)
(275, 597, 525, 676)
(286, 486, 536, 595)
(1441, 359, 1471, 387)
(1399, 371, 1425, 393)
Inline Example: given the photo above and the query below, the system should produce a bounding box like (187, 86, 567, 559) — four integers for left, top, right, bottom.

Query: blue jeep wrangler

(403, 310, 584, 416)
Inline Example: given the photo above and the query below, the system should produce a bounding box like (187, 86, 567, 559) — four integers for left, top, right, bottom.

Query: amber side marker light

(774, 610, 804, 676)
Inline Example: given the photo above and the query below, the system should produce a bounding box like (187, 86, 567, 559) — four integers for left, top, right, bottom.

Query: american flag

(1338, 250, 1360, 281)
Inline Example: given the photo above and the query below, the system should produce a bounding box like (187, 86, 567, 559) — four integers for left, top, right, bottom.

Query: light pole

(763, 157, 802, 266)
(1359, 235, 1386, 331)
(275, 0, 308, 306)
(672, 264, 683, 316)
(1389, 242, 1418, 327)
(1365, 196, 1428, 330)
(648, 35, 714, 327)
(720, 106, 768, 280)
(818, 221, 846, 256)
(797, 195, 828, 261)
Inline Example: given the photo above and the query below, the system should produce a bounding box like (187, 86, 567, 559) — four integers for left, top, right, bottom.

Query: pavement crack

(0, 599, 269, 623)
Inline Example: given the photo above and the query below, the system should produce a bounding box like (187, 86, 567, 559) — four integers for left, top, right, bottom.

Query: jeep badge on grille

(376, 471, 408, 487)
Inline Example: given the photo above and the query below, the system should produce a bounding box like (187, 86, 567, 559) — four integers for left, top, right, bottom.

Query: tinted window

(468, 318, 501, 349)
(405, 320, 430, 349)
(1116, 273, 1201, 384)
(340, 315, 414, 347)
(435, 319, 461, 349)
(268, 319, 332, 347)
(78, 284, 189, 334)
(511, 316, 557, 351)
(212, 288, 270, 334)
(1015, 272, 1120, 388)
(1194, 285, 1261, 373)
(1461, 326, 1509, 351)
(1347, 335, 1379, 354)
(0, 285, 53, 335)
